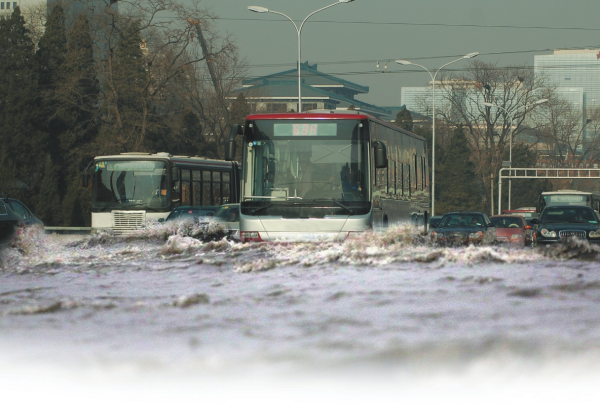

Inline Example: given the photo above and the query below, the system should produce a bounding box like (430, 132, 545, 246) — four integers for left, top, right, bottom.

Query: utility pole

(491, 173, 494, 216)
(188, 19, 223, 100)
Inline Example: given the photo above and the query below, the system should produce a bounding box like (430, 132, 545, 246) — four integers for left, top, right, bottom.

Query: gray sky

(195, 0, 600, 106)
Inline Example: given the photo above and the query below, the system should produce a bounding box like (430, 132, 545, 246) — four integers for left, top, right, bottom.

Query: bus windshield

(245, 119, 370, 204)
(93, 160, 169, 210)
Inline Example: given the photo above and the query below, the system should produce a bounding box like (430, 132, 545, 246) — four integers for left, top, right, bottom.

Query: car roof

(174, 205, 218, 210)
(443, 211, 485, 215)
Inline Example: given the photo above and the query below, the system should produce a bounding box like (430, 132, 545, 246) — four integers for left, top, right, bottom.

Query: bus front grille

(112, 211, 145, 235)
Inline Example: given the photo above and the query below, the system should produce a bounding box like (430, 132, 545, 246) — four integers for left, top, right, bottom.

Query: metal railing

(497, 168, 600, 214)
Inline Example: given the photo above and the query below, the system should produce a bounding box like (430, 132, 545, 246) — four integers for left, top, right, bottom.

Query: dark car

(530, 206, 600, 246)
(1, 196, 44, 228)
(428, 215, 443, 230)
(0, 198, 24, 245)
(159, 206, 219, 222)
(430, 211, 496, 245)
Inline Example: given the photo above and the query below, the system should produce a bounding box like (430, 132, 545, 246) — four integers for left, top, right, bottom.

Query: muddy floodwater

(2, 223, 600, 402)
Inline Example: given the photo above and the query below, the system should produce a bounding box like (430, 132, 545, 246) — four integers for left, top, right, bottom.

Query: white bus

(224, 111, 430, 242)
(537, 190, 600, 214)
(83, 152, 241, 234)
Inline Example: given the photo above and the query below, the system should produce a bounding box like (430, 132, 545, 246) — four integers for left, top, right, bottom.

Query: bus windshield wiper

(250, 204, 273, 215)
(312, 198, 354, 215)
(119, 203, 159, 211)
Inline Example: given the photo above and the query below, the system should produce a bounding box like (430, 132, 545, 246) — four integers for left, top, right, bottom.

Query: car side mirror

(530, 218, 539, 225)
(487, 223, 495, 227)
(158, 218, 164, 223)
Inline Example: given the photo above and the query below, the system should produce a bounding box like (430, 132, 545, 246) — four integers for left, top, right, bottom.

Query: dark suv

(430, 211, 496, 245)
(1, 197, 44, 228)
(0, 198, 23, 245)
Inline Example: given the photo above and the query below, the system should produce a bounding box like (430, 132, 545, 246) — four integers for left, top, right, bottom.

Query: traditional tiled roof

(243, 63, 369, 95)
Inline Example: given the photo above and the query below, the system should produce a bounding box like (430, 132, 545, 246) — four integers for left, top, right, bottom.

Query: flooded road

(1, 223, 600, 402)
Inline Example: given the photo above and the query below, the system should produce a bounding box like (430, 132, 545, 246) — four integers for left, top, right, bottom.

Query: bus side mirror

(267, 159, 276, 182)
(81, 173, 89, 188)
(374, 141, 388, 169)
(225, 125, 244, 161)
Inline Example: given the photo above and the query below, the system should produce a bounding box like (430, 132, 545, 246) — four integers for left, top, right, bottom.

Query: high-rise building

(534, 49, 600, 142)
(1, 0, 42, 18)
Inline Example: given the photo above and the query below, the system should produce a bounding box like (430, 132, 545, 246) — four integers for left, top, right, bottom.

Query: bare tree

(534, 97, 600, 168)
(66, 0, 246, 155)
(21, 1, 47, 47)
(433, 60, 550, 210)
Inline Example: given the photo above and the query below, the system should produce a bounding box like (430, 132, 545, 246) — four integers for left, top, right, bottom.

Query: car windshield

(439, 214, 485, 227)
(167, 208, 215, 221)
(542, 208, 599, 224)
(215, 205, 240, 222)
(490, 216, 523, 228)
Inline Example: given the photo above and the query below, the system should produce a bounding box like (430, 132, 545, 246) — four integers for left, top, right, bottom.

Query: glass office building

(535, 49, 600, 142)
(400, 86, 449, 117)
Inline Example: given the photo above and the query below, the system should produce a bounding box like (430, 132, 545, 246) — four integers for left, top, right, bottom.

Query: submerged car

(530, 206, 600, 246)
(0, 198, 23, 245)
(1, 196, 44, 228)
(159, 206, 218, 222)
(213, 203, 240, 240)
(430, 212, 496, 245)
(428, 215, 443, 230)
(490, 215, 528, 247)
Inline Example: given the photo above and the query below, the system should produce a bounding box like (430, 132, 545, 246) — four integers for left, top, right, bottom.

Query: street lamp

(395, 52, 479, 216)
(483, 98, 549, 212)
(248, 1, 355, 113)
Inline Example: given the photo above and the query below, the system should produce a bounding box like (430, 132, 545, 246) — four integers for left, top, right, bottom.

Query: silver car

(214, 203, 240, 240)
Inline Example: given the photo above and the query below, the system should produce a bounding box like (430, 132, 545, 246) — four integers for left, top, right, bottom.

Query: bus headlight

(589, 230, 600, 238)
(540, 228, 557, 238)
(469, 231, 483, 239)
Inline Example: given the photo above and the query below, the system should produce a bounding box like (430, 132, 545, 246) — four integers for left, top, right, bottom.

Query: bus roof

(246, 113, 369, 120)
(541, 190, 593, 195)
(244, 112, 427, 142)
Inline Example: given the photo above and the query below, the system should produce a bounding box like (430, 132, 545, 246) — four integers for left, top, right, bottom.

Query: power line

(214, 17, 600, 33)
(244, 46, 600, 70)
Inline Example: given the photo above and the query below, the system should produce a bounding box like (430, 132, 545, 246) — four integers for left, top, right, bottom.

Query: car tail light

(345, 231, 364, 240)
(526, 225, 532, 230)
(240, 231, 262, 242)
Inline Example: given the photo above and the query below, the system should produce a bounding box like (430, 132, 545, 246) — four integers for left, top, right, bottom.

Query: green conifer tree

(501, 144, 552, 210)
(395, 108, 413, 131)
(435, 125, 481, 214)
(0, 7, 45, 205)
(58, 15, 99, 226)
(36, 155, 64, 225)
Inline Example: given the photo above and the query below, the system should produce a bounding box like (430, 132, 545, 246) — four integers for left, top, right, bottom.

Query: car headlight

(589, 230, 600, 238)
(469, 231, 483, 239)
(540, 228, 557, 238)
(431, 231, 445, 239)
(510, 234, 522, 239)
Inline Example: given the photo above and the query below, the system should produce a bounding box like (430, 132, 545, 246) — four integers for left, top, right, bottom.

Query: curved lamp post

(395, 52, 479, 216)
(483, 98, 549, 212)
(249, 0, 355, 113)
